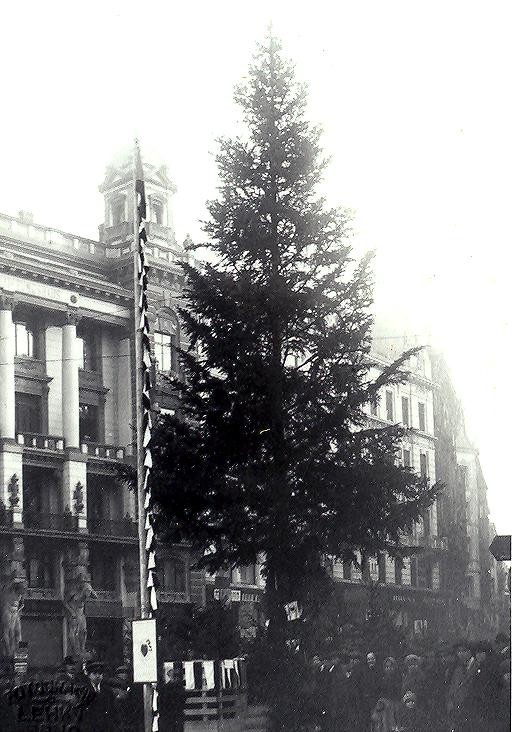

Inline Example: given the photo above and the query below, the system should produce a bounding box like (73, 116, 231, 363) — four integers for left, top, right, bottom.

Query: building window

(424, 560, 433, 589)
(15, 393, 42, 433)
(401, 396, 410, 427)
(394, 559, 402, 585)
(111, 197, 125, 226)
(410, 558, 418, 587)
(160, 558, 186, 592)
(385, 391, 394, 421)
(403, 448, 411, 467)
(155, 312, 179, 373)
(79, 403, 99, 442)
(420, 453, 428, 479)
(378, 553, 386, 583)
(151, 199, 164, 225)
(342, 560, 352, 580)
(76, 331, 98, 372)
(27, 554, 54, 589)
(418, 402, 426, 432)
(239, 564, 257, 585)
(370, 396, 379, 417)
(423, 509, 431, 536)
(91, 553, 117, 591)
(15, 322, 36, 358)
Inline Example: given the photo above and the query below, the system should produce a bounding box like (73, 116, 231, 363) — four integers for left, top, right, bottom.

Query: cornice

(0, 258, 132, 304)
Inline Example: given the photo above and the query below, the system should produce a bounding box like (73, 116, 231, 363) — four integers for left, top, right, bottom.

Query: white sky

(1, 1, 510, 531)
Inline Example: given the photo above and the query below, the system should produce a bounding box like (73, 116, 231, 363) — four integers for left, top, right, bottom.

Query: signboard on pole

(489, 535, 511, 561)
(132, 618, 158, 683)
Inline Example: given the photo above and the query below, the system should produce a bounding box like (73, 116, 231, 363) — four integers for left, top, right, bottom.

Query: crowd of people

(307, 633, 511, 732)
(0, 636, 510, 731)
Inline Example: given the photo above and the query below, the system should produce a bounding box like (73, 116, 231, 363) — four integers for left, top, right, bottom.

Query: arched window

(154, 311, 179, 373)
(111, 196, 126, 226)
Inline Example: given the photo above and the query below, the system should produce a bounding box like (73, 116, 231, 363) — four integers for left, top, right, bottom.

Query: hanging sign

(133, 618, 158, 683)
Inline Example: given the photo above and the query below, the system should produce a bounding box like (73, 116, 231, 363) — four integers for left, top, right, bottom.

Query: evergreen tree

(150, 34, 440, 728)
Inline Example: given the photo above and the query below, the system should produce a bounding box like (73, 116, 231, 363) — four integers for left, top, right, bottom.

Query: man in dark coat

(159, 666, 186, 732)
(361, 651, 382, 729)
(80, 659, 119, 732)
(446, 640, 476, 732)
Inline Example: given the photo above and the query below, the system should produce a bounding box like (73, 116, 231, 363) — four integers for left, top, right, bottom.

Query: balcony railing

(80, 442, 125, 460)
(92, 589, 119, 602)
(0, 211, 105, 258)
(25, 587, 60, 600)
(159, 590, 189, 604)
(23, 511, 78, 532)
(399, 532, 448, 551)
(17, 433, 65, 451)
(88, 516, 138, 537)
(15, 356, 46, 377)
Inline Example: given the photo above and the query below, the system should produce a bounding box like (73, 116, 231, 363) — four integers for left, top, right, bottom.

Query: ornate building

(0, 149, 205, 670)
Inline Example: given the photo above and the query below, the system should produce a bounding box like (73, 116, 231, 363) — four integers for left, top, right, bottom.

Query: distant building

(432, 352, 510, 639)
(329, 338, 448, 640)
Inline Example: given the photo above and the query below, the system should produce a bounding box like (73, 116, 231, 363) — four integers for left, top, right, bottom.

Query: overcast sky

(1, 1, 510, 532)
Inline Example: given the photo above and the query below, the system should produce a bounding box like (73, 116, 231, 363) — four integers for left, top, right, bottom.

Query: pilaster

(62, 313, 80, 448)
(0, 297, 15, 439)
(117, 336, 133, 449)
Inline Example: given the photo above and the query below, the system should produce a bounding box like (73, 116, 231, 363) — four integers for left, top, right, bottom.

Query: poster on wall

(132, 618, 158, 683)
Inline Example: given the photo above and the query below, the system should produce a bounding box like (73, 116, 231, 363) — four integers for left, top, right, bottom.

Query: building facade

(432, 352, 510, 639)
(0, 151, 507, 670)
(0, 149, 206, 670)
(329, 339, 449, 640)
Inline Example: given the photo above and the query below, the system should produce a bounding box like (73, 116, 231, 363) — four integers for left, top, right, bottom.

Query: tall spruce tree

(150, 34, 439, 726)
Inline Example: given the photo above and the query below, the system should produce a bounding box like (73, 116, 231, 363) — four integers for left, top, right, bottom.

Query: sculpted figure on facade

(0, 538, 26, 658)
(63, 578, 97, 658)
(0, 575, 26, 657)
(64, 543, 96, 659)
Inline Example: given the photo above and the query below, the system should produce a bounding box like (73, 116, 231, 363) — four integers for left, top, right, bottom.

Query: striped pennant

(135, 142, 159, 731)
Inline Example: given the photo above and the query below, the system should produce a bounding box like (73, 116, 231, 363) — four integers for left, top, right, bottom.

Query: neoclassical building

(0, 150, 209, 669)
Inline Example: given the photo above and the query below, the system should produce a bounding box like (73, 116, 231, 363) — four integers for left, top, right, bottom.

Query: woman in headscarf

(370, 657, 400, 732)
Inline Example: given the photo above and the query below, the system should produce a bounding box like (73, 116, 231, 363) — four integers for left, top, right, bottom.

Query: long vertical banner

(135, 143, 159, 731)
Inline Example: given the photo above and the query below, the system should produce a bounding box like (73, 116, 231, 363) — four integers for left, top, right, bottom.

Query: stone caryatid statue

(0, 575, 26, 658)
(63, 578, 97, 659)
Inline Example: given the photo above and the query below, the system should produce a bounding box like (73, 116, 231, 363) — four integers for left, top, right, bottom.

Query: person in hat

(464, 640, 503, 731)
(395, 690, 429, 732)
(446, 640, 475, 731)
(55, 655, 78, 683)
(80, 659, 118, 732)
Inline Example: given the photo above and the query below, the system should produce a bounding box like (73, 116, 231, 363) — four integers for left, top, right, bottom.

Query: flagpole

(133, 139, 153, 732)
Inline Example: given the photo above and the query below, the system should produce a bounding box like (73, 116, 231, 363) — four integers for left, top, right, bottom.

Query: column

(0, 300, 15, 439)
(117, 337, 133, 451)
(62, 316, 80, 448)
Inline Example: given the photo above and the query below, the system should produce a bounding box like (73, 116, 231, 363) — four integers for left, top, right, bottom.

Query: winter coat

(80, 680, 118, 732)
(371, 696, 397, 732)
(395, 703, 430, 732)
